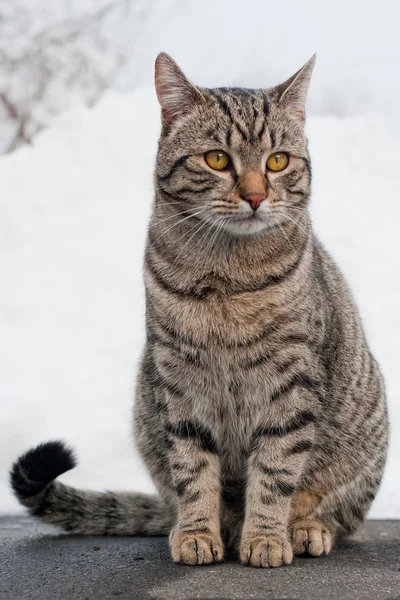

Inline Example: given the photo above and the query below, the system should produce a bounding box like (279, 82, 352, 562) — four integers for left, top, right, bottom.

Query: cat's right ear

(155, 53, 202, 123)
(274, 55, 316, 118)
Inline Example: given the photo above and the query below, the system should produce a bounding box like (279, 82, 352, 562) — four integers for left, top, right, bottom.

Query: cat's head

(154, 53, 315, 237)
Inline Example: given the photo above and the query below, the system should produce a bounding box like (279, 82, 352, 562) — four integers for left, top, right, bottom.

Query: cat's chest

(192, 350, 279, 477)
(158, 289, 284, 350)
(192, 348, 266, 432)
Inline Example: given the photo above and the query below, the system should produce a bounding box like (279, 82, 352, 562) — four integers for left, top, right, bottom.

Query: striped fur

(10, 53, 388, 568)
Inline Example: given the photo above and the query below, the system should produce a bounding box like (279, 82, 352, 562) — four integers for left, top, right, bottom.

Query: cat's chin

(219, 216, 274, 237)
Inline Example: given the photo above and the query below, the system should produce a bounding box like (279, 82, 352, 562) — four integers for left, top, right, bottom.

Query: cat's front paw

(290, 519, 332, 556)
(170, 527, 224, 565)
(240, 532, 293, 568)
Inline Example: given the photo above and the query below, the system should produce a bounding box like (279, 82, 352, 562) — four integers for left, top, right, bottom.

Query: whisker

(156, 201, 205, 206)
(214, 219, 227, 252)
(203, 217, 225, 256)
(284, 206, 309, 216)
(278, 211, 309, 236)
(158, 207, 210, 238)
(155, 205, 209, 226)
(282, 208, 309, 224)
(276, 221, 296, 253)
(212, 201, 239, 210)
(199, 217, 218, 256)
(174, 215, 213, 262)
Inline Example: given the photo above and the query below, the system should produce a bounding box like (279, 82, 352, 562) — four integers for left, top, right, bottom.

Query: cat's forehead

(192, 86, 307, 154)
(155, 52, 315, 157)
(203, 86, 271, 121)
(209, 87, 265, 100)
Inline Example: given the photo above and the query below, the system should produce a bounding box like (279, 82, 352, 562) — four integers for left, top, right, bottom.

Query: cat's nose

(242, 193, 266, 211)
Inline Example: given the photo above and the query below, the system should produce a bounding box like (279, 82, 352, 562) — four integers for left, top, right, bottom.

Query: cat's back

(310, 235, 387, 431)
(310, 235, 374, 369)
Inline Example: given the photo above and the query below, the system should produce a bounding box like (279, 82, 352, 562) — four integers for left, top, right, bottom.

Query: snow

(2, 0, 400, 152)
(130, 0, 400, 123)
(1, 86, 399, 518)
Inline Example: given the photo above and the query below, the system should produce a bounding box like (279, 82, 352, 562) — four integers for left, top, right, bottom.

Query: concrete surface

(0, 517, 399, 600)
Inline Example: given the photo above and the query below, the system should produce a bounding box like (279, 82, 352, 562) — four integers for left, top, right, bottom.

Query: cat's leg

(288, 423, 387, 556)
(165, 420, 224, 565)
(289, 490, 335, 556)
(240, 399, 317, 568)
(137, 347, 223, 564)
(289, 452, 385, 556)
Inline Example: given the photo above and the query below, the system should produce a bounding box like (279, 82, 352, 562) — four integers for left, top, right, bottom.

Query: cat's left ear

(275, 55, 316, 117)
(155, 53, 202, 123)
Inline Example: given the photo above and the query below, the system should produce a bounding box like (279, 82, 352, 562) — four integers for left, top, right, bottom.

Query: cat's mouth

(217, 211, 270, 236)
(234, 212, 262, 221)
(213, 206, 291, 236)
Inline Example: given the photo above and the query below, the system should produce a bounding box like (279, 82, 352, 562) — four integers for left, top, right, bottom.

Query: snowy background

(1, 0, 399, 517)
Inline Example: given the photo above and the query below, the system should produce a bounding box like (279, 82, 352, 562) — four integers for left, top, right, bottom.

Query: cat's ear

(275, 55, 316, 117)
(155, 53, 202, 123)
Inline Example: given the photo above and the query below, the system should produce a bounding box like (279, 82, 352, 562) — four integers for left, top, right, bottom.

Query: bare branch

(0, 0, 155, 153)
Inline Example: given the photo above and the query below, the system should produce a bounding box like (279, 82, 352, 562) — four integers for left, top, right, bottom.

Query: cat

(10, 52, 388, 568)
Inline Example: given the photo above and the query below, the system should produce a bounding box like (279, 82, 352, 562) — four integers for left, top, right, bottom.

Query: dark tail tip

(10, 441, 76, 500)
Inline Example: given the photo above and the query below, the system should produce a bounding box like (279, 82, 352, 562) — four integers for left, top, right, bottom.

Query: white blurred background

(1, 0, 399, 517)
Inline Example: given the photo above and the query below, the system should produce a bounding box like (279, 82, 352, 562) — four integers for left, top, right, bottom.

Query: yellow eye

(205, 150, 230, 171)
(266, 152, 289, 172)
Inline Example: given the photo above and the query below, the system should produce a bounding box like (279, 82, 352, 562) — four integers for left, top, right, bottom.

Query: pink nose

(243, 193, 266, 211)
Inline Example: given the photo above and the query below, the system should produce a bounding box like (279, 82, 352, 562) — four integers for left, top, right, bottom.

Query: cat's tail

(10, 441, 174, 535)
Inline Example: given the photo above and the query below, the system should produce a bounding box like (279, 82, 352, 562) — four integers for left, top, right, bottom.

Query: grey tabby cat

(10, 53, 388, 568)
